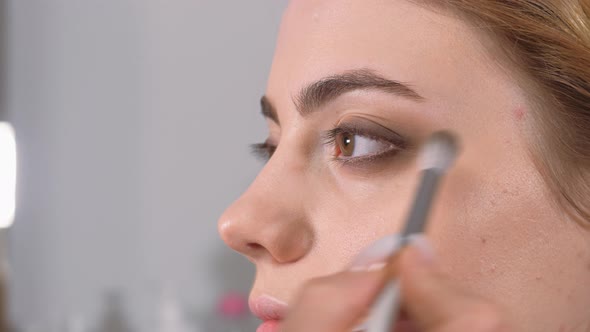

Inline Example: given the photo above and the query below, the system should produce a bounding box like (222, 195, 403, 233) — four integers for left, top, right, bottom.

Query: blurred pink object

(217, 292, 248, 318)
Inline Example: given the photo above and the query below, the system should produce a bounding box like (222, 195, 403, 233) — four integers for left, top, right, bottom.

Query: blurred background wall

(2, 0, 287, 330)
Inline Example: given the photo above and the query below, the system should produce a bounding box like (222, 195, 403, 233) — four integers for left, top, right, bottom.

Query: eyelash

(250, 142, 277, 161)
(250, 125, 405, 164)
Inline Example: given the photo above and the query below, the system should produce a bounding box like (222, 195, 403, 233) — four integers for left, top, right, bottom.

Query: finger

(281, 271, 385, 332)
(397, 236, 510, 332)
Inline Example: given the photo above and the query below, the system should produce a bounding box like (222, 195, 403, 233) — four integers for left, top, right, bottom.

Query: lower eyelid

(334, 150, 402, 170)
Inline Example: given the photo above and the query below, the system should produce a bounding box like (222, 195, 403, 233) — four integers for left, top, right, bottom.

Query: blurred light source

(0, 122, 16, 229)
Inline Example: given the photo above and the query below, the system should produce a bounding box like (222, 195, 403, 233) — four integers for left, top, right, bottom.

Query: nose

(218, 158, 314, 264)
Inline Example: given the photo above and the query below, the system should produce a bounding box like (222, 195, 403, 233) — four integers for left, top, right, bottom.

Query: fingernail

(349, 234, 402, 271)
(407, 234, 436, 265)
(349, 262, 387, 272)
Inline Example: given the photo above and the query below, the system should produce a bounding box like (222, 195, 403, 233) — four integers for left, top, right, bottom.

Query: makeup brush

(365, 130, 459, 332)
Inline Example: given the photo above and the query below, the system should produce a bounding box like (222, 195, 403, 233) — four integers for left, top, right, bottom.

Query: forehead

(267, 0, 495, 105)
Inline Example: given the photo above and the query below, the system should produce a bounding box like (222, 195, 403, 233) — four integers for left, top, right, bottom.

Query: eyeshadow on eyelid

(336, 117, 407, 147)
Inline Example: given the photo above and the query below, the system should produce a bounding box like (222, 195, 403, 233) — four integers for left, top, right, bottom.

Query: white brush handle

(366, 279, 401, 332)
(362, 131, 458, 332)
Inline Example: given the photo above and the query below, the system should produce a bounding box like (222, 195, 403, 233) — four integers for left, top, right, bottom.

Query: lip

(256, 319, 281, 332)
(250, 295, 287, 332)
(249, 296, 416, 332)
(249, 294, 288, 321)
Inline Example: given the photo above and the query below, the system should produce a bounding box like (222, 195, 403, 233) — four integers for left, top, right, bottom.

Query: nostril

(246, 243, 264, 251)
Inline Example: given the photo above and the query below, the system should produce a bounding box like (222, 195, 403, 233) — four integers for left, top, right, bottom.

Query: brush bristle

(419, 131, 459, 172)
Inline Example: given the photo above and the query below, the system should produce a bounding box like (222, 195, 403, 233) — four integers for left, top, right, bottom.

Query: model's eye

(323, 118, 407, 165)
(335, 132, 393, 158)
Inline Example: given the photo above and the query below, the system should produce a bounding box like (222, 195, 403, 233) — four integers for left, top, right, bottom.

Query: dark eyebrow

(260, 96, 279, 124)
(294, 68, 424, 116)
(259, 68, 424, 124)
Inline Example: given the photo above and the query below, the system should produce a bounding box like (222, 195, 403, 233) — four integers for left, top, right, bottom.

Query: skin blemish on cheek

(489, 264, 497, 274)
(513, 106, 527, 121)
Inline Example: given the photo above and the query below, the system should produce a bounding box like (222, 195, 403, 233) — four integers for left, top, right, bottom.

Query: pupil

(338, 133, 355, 157)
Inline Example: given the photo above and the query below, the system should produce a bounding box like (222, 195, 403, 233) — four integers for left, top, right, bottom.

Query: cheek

(304, 165, 419, 271)
(427, 160, 590, 330)
(428, 163, 540, 282)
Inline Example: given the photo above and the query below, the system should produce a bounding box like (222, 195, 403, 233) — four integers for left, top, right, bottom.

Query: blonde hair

(420, 0, 590, 225)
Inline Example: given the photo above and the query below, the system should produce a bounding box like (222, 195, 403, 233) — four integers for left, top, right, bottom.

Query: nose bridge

(218, 152, 313, 264)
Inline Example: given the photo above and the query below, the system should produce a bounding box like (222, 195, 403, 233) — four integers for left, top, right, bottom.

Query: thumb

(398, 236, 508, 331)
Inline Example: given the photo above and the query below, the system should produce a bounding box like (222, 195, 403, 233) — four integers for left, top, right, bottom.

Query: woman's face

(219, 0, 590, 331)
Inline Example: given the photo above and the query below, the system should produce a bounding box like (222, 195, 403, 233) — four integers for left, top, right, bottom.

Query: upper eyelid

(333, 127, 388, 141)
(335, 117, 406, 145)
(322, 126, 404, 148)
(322, 127, 379, 147)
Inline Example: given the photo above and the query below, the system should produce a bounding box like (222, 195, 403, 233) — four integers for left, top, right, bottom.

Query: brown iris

(336, 132, 355, 157)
